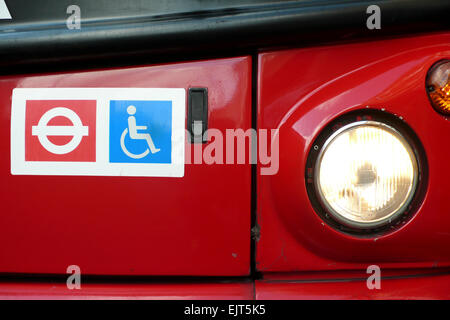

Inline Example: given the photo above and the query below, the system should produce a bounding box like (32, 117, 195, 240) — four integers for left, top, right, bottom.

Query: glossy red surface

(0, 57, 252, 276)
(2, 271, 447, 300)
(255, 273, 450, 300)
(256, 32, 450, 273)
(0, 281, 253, 300)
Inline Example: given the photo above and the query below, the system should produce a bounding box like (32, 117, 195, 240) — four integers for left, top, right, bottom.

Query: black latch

(188, 87, 208, 143)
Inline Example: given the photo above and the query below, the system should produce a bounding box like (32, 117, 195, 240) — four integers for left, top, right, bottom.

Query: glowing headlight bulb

(315, 121, 418, 229)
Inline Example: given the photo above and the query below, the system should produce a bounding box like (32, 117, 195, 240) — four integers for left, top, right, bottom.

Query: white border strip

(0, 0, 11, 20)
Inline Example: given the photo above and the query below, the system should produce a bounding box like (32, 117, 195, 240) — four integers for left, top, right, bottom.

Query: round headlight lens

(315, 121, 418, 229)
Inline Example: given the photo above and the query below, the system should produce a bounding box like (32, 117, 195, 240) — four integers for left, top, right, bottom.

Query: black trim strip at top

(0, 0, 449, 72)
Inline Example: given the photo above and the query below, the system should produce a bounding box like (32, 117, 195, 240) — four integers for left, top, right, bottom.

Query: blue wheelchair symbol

(109, 100, 172, 163)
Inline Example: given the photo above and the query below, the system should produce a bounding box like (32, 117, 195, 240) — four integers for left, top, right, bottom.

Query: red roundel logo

(25, 100, 96, 161)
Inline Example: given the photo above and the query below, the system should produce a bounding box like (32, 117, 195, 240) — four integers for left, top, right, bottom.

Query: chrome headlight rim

(305, 109, 427, 236)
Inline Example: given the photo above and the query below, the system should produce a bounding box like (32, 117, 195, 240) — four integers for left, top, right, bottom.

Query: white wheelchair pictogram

(32, 107, 89, 155)
(120, 105, 160, 159)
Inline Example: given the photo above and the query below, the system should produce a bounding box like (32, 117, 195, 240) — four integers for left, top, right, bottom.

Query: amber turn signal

(426, 60, 450, 115)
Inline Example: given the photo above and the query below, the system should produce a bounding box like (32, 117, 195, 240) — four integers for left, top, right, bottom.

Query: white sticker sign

(11, 88, 185, 177)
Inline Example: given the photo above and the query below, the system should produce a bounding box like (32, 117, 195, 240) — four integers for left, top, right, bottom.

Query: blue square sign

(109, 100, 172, 163)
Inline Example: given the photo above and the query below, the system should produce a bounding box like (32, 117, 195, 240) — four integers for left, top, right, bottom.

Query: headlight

(314, 120, 419, 229)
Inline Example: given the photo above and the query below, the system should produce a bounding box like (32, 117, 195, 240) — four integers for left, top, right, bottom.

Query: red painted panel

(0, 57, 252, 276)
(257, 32, 450, 272)
(0, 281, 253, 300)
(256, 273, 450, 300)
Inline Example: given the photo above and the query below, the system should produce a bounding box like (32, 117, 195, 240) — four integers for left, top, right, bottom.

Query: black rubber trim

(0, 0, 449, 73)
(250, 53, 262, 281)
(0, 273, 252, 284)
